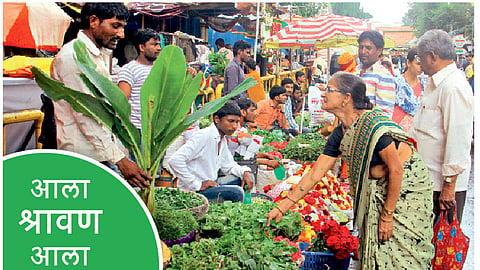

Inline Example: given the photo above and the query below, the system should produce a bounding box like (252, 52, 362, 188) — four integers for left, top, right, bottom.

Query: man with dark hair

(282, 78, 311, 134)
(410, 29, 474, 224)
(168, 102, 254, 202)
(253, 85, 288, 130)
(236, 98, 257, 128)
(223, 40, 252, 99)
(295, 70, 306, 92)
(235, 98, 282, 169)
(356, 30, 396, 117)
(52, 3, 150, 189)
(118, 28, 161, 133)
(215, 38, 233, 63)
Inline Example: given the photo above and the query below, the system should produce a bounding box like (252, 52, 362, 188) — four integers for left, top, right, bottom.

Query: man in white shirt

(410, 29, 474, 224)
(118, 28, 161, 133)
(52, 3, 150, 189)
(168, 102, 254, 202)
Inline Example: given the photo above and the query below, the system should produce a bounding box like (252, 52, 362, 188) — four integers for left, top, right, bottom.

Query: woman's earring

(342, 103, 345, 107)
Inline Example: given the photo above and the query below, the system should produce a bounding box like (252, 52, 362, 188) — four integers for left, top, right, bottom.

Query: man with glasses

(356, 30, 396, 118)
(410, 29, 473, 224)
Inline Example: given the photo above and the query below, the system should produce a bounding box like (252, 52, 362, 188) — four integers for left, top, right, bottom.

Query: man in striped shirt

(118, 28, 161, 133)
(356, 30, 396, 118)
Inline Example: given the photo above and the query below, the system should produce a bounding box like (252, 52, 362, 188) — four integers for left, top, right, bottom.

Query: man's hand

(200, 180, 219, 191)
(242, 171, 254, 191)
(116, 157, 151, 189)
(267, 159, 281, 169)
(439, 181, 456, 211)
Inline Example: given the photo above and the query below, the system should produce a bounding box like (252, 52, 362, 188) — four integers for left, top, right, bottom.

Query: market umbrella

(264, 13, 379, 49)
(3, 2, 72, 52)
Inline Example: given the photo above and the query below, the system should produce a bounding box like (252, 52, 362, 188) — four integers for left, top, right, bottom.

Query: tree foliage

(279, 2, 328, 18)
(403, 2, 474, 39)
(330, 2, 372, 20)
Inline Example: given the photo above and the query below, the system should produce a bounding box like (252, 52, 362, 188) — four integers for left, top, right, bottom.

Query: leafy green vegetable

(208, 50, 229, 77)
(154, 188, 205, 211)
(167, 200, 301, 269)
(154, 210, 198, 240)
(250, 129, 288, 145)
(280, 133, 326, 162)
(295, 111, 310, 127)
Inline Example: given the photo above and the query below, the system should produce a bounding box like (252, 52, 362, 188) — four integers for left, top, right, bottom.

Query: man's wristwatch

(444, 177, 454, 183)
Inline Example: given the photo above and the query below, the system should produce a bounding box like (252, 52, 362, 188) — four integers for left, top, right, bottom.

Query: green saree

(339, 109, 434, 270)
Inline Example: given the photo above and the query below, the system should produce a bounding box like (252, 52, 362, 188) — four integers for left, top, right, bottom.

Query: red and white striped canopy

(264, 13, 377, 49)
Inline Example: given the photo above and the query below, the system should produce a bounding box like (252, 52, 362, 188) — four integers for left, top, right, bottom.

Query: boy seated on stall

(168, 102, 254, 202)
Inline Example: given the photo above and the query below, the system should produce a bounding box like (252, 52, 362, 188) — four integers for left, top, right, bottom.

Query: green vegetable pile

(166, 200, 303, 269)
(154, 210, 198, 241)
(294, 111, 310, 128)
(208, 50, 229, 77)
(250, 129, 288, 145)
(199, 116, 212, 129)
(279, 133, 326, 163)
(154, 187, 205, 211)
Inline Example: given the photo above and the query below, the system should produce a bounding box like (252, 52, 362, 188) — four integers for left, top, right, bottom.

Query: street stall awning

(127, 3, 188, 18)
(264, 13, 379, 49)
(3, 2, 72, 52)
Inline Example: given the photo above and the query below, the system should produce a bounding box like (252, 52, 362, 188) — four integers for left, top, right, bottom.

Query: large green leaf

(72, 40, 142, 163)
(151, 77, 257, 168)
(140, 45, 187, 148)
(31, 67, 115, 129)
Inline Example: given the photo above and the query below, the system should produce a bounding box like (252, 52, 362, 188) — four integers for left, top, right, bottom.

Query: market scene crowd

(3, 2, 474, 269)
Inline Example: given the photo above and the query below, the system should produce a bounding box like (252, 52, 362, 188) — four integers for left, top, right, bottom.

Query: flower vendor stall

(162, 125, 359, 269)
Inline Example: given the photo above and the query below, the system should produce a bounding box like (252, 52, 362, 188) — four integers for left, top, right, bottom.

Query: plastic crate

(299, 243, 351, 270)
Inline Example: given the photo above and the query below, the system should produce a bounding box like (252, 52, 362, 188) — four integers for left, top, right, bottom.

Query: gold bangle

(380, 216, 393, 223)
(275, 206, 286, 215)
(286, 196, 296, 204)
(383, 207, 394, 215)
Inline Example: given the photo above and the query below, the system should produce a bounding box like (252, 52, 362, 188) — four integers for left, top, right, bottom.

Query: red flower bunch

(317, 220, 358, 260)
(267, 150, 283, 160)
(268, 141, 289, 150)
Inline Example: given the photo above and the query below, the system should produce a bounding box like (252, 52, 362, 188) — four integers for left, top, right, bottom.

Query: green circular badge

(3, 150, 162, 269)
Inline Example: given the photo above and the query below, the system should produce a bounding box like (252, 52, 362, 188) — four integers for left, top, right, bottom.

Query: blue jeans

(197, 175, 252, 203)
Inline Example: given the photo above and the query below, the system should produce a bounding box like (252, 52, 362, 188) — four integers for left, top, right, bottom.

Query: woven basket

(134, 187, 209, 219)
(177, 191, 209, 220)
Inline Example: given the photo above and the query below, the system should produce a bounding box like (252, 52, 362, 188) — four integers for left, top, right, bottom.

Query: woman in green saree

(266, 72, 434, 269)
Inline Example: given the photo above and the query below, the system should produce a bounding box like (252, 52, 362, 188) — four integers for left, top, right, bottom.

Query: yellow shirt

(245, 71, 266, 103)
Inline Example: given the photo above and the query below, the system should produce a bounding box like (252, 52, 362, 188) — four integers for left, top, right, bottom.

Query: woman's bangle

(286, 196, 296, 204)
(383, 207, 394, 215)
(380, 216, 393, 223)
(275, 206, 286, 215)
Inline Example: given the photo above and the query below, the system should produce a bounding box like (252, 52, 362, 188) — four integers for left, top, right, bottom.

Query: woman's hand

(378, 213, 394, 242)
(265, 207, 284, 226)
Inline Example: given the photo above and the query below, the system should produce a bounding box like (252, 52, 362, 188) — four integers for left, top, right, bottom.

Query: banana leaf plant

(31, 40, 256, 214)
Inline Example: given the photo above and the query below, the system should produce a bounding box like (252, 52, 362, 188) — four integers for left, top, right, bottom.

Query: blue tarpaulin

(208, 27, 255, 53)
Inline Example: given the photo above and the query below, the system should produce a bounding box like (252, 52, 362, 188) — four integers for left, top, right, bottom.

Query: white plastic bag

(308, 85, 335, 126)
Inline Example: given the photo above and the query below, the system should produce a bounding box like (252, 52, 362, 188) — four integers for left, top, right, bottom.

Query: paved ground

(349, 148, 475, 269)
(461, 148, 474, 270)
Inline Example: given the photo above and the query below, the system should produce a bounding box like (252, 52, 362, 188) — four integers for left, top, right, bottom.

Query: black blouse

(323, 124, 399, 166)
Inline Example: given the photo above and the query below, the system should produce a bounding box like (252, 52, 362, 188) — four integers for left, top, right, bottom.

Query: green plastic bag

(244, 185, 252, 204)
(273, 160, 286, 180)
